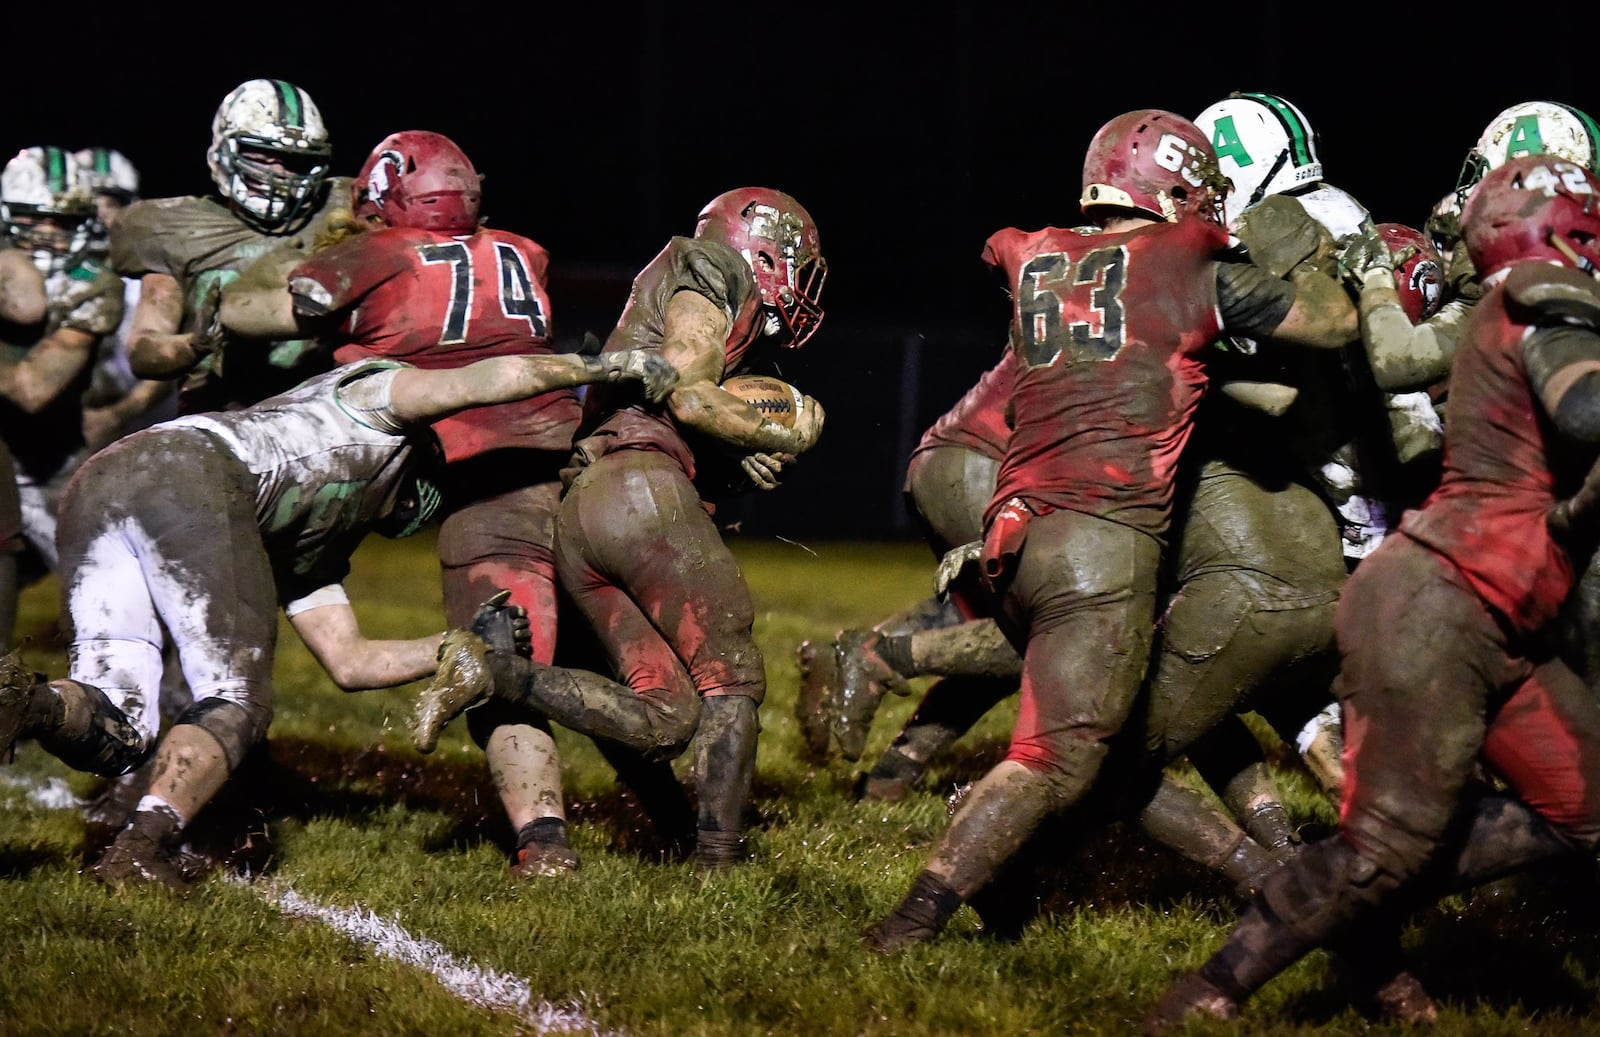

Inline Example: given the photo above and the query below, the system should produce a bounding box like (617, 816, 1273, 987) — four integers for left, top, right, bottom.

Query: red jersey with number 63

(289, 226, 579, 463)
(985, 218, 1228, 539)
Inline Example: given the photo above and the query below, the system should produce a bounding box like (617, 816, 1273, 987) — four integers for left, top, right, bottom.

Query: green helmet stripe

(273, 80, 303, 129)
(44, 146, 66, 194)
(94, 148, 110, 174)
(1241, 92, 1315, 167)
(1555, 102, 1600, 168)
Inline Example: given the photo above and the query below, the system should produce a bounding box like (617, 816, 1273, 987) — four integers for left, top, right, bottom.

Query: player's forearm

(323, 635, 444, 691)
(667, 380, 810, 453)
(0, 332, 93, 412)
(1357, 270, 1454, 392)
(223, 281, 301, 339)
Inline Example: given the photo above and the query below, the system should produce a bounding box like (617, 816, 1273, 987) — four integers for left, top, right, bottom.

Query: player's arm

(217, 251, 309, 340)
(126, 272, 205, 378)
(659, 290, 824, 454)
(1351, 268, 1467, 391)
(1216, 260, 1356, 350)
(82, 378, 177, 451)
(288, 593, 444, 691)
(386, 349, 679, 425)
(0, 249, 46, 325)
(0, 326, 96, 413)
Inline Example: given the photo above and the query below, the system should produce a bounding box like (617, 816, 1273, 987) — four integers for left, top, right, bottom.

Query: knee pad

(37, 680, 151, 777)
(173, 694, 272, 771)
(1260, 836, 1403, 945)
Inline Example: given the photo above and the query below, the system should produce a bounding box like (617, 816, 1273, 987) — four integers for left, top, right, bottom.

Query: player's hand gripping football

(791, 395, 826, 454)
(593, 349, 680, 403)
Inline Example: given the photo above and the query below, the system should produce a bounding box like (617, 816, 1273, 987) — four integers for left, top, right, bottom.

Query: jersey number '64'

(418, 240, 548, 345)
(1015, 245, 1128, 368)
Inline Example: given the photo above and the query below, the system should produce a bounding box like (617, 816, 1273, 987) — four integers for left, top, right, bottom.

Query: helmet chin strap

(1245, 150, 1290, 211)
(1550, 232, 1599, 276)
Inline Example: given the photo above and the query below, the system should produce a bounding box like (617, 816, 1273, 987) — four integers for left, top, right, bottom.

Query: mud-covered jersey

(0, 256, 124, 479)
(158, 359, 421, 602)
(288, 225, 578, 463)
(986, 217, 1289, 539)
(108, 180, 352, 413)
(571, 236, 764, 481)
(913, 343, 1015, 463)
(1398, 282, 1600, 633)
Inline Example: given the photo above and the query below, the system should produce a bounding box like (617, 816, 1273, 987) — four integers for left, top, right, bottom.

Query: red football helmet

(1080, 109, 1229, 225)
(1376, 223, 1446, 321)
(1462, 155, 1600, 280)
(353, 131, 481, 233)
(694, 187, 826, 347)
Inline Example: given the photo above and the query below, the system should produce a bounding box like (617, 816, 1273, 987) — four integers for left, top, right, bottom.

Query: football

(722, 375, 805, 427)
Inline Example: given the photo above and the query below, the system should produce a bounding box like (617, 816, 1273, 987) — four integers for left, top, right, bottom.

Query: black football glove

(470, 589, 531, 659)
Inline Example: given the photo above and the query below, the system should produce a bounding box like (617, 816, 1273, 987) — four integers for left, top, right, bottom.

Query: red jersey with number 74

(289, 225, 580, 462)
(983, 219, 1229, 540)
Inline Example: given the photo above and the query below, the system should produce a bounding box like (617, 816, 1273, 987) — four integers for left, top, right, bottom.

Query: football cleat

(793, 638, 839, 762)
(1142, 972, 1241, 1035)
(91, 821, 191, 892)
(411, 629, 495, 754)
(0, 648, 36, 761)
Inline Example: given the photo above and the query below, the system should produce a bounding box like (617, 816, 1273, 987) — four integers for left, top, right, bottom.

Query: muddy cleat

(793, 638, 839, 763)
(411, 629, 495, 754)
(509, 817, 580, 878)
(1369, 970, 1439, 1026)
(827, 629, 909, 763)
(0, 648, 36, 760)
(854, 772, 914, 803)
(92, 821, 192, 893)
(1142, 972, 1240, 1035)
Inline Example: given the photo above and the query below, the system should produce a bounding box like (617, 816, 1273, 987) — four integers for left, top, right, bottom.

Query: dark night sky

(6, 9, 1593, 537)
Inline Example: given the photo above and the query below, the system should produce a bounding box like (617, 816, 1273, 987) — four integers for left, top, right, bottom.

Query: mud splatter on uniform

(109, 182, 351, 413)
(288, 224, 576, 642)
(56, 360, 422, 749)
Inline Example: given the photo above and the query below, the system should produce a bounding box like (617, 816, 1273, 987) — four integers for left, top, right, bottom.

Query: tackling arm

(289, 599, 443, 691)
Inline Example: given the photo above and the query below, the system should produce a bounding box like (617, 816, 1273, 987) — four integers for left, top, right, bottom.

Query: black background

(7, 9, 1591, 540)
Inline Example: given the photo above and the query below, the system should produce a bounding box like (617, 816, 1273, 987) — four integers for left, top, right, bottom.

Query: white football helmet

(1194, 92, 1323, 228)
(206, 78, 332, 230)
(73, 146, 139, 203)
(1455, 101, 1600, 208)
(1, 146, 95, 274)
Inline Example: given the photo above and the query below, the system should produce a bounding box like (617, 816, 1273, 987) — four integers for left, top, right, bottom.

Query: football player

(0, 146, 126, 640)
(110, 78, 349, 415)
(219, 130, 669, 877)
(410, 187, 827, 869)
(0, 344, 677, 890)
(1147, 154, 1600, 1032)
(861, 108, 1356, 952)
(73, 146, 177, 449)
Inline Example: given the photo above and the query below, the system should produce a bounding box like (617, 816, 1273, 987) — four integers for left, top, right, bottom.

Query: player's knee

(1005, 736, 1109, 806)
(173, 693, 272, 771)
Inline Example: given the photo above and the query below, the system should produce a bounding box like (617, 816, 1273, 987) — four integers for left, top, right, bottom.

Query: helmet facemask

(747, 204, 827, 347)
(214, 134, 331, 230)
(1, 146, 95, 275)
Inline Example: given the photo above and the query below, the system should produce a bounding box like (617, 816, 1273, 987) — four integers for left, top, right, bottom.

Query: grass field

(2, 532, 1599, 1035)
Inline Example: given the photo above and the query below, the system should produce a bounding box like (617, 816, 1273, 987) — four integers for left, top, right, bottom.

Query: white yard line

(1, 771, 620, 1036)
(254, 881, 621, 1036)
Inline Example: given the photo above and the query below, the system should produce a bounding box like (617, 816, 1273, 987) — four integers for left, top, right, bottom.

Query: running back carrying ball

(722, 374, 803, 427)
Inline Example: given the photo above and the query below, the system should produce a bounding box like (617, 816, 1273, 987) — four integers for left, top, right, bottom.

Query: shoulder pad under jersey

(1505, 264, 1600, 328)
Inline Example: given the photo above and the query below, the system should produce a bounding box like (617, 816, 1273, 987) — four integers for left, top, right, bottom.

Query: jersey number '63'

(418, 240, 548, 345)
(1015, 245, 1128, 368)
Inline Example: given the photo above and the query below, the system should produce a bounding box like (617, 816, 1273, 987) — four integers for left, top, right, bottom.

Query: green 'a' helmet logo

(1505, 115, 1549, 159)
(1211, 115, 1253, 168)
